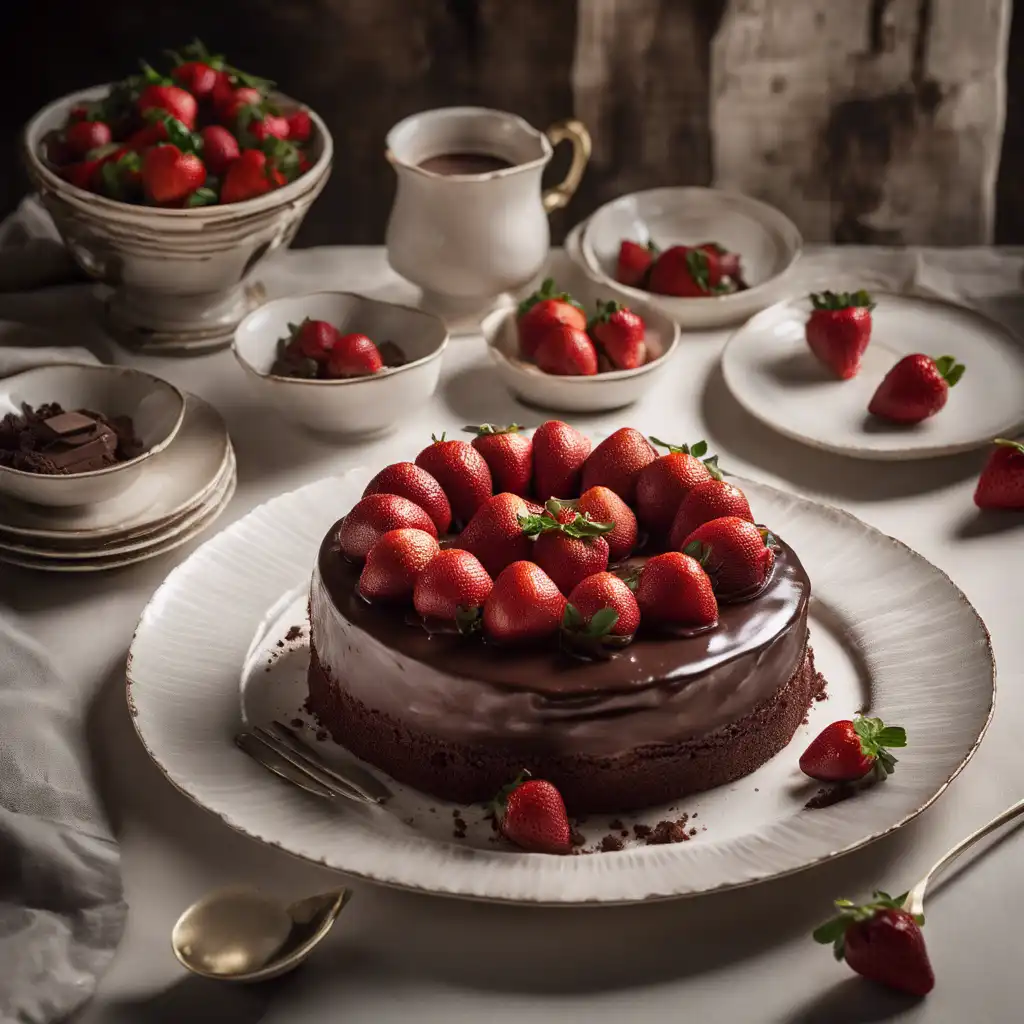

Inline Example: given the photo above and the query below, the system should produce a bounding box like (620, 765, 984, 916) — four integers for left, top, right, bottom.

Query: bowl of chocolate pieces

(0, 363, 185, 507)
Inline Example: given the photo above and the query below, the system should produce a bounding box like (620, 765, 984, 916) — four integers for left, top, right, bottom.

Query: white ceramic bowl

(0, 363, 185, 507)
(576, 187, 802, 330)
(481, 283, 680, 413)
(22, 85, 333, 354)
(233, 292, 449, 438)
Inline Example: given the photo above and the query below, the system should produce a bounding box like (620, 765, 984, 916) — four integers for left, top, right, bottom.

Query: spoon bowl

(172, 886, 351, 983)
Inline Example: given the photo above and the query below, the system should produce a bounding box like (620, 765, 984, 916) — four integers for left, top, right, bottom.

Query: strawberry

(681, 517, 775, 601)
(868, 354, 965, 424)
(576, 486, 638, 561)
(415, 434, 493, 527)
(517, 278, 587, 360)
(799, 717, 907, 783)
(221, 149, 285, 204)
(126, 121, 169, 151)
(534, 323, 598, 376)
(358, 528, 440, 602)
(337, 493, 438, 561)
(220, 86, 263, 125)
(494, 773, 572, 854)
(363, 462, 452, 534)
(326, 334, 383, 378)
(250, 113, 291, 143)
(94, 149, 144, 201)
(483, 561, 566, 644)
(138, 84, 198, 130)
(647, 245, 723, 297)
(452, 493, 533, 577)
(616, 239, 658, 288)
(532, 420, 591, 500)
(520, 503, 613, 595)
(974, 437, 1024, 510)
(581, 427, 658, 504)
(634, 552, 718, 628)
(814, 892, 934, 997)
(289, 319, 339, 361)
(200, 125, 240, 175)
(635, 438, 719, 536)
(210, 70, 236, 112)
(141, 145, 205, 204)
(64, 120, 112, 160)
(287, 109, 313, 143)
(60, 159, 103, 191)
(171, 61, 220, 99)
(697, 242, 743, 285)
(668, 479, 754, 551)
(412, 548, 493, 631)
(805, 290, 875, 380)
(565, 571, 641, 639)
(588, 301, 646, 370)
(464, 424, 533, 497)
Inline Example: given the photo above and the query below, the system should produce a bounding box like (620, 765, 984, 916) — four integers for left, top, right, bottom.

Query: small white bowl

(576, 187, 802, 330)
(233, 291, 449, 438)
(481, 283, 680, 414)
(0, 363, 185, 507)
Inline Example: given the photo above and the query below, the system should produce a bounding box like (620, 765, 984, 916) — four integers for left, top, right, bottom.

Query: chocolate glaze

(310, 520, 811, 757)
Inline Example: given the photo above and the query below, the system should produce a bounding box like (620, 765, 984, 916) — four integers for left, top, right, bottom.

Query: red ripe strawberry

(521, 504, 613, 595)
(681, 517, 775, 601)
(534, 324, 598, 376)
(566, 571, 640, 637)
(517, 278, 587, 360)
(452, 492, 533, 577)
(576, 486, 638, 561)
(291, 319, 339, 361)
(588, 301, 646, 370)
(126, 121, 169, 151)
(94, 149, 144, 201)
(483, 561, 566, 644)
(974, 437, 1024, 510)
(358, 528, 440, 602)
(616, 239, 658, 288)
(200, 125, 240, 175)
(697, 242, 743, 284)
(647, 245, 722, 297)
(287, 109, 313, 143)
(221, 149, 285, 203)
(220, 86, 263, 125)
(814, 892, 933, 997)
(251, 114, 291, 142)
(464, 424, 533, 497)
(363, 462, 452, 534)
(326, 334, 383, 378)
(669, 479, 754, 551)
(61, 159, 103, 191)
(413, 548, 493, 631)
(799, 717, 907, 783)
(64, 120, 112, 160)
(141, 145, 206, 204)
(635, 438, 719, 535)
(210, 71, 236, 112)
(138, 84, 198, 130)
(337, 493, 438, 561)
(805, 290, 875, 379)
(171, 61, 220, 99)
(581, 427, 658, 504)
(634, 552, 718, 628)
(494, 774, 572, 854)
(532, 420, 591, 500)
(415, 434, 493, 527)
(868, 354, 965, 424)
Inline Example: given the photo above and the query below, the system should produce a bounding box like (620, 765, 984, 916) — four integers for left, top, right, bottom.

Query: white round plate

(0, 393, 230, 539)
(127, 471, 993, 905)
(721, 294, 1024, 460)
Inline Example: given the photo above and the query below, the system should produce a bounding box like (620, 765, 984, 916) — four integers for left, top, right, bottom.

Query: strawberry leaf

(225, 64, 276, 93)
(454, 604, 483, 635)
(180, 38, 225, 68)
(853, 717, 906, 778)
(993, 437, 1024, 455)
(703, 454, 724, 481)
(517, 277, 582, 317)
(685, 248, 711, 293)
(809, 290, 875, 312)
(683, 540, 712, 566)
(588, 607, 620, 637)
(138, 60, 169, 86)
(185, 186, 219, 207)
(933, 355, 966, 387)
(464, 423, 523, 436)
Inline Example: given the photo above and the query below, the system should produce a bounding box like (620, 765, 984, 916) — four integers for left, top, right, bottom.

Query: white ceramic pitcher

(385, 107, 591, 319)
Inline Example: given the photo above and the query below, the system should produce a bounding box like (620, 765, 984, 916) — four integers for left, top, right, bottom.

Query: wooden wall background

(1, 0, 1019, 246)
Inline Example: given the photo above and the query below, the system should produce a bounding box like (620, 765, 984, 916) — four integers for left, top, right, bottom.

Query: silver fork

(235, 719, 392, 806)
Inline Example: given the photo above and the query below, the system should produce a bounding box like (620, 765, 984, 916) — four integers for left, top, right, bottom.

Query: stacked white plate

(0, 394, 235, 571)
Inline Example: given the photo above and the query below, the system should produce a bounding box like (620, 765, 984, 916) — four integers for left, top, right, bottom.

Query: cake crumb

(453, 815, 467, 839)
(814, 688, 828, 702)
(633, 823, 652, 839)
(689, 827, 697, 836)
(290, 718, 304, 728)
(315, 729, 328, 742)
(691, 812, 698, 818)
(285, 625, 304, 642)
(620, 830, 629, 838)
(599, 834, 624, 852)
(805, 784, 857, 810)
(570, 828, 586, 848)
(276, 639, 285, 649)
(609, 818, 625, 831)
(645, 820, 690, 845)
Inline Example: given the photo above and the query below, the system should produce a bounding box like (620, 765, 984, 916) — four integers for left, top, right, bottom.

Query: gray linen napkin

(0, 199, 81, 294)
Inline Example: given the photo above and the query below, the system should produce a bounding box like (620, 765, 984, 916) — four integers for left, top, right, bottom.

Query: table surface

(1, 246, 1022, 1024)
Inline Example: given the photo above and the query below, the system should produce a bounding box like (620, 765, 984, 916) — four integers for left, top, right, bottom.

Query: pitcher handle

(542, 119, 592, 214)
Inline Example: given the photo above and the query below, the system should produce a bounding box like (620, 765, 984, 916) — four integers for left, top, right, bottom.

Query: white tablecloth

(1, 246, 1021, 1024)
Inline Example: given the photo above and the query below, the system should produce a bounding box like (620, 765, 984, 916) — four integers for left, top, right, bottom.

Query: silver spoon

(172, 887, 351, 983)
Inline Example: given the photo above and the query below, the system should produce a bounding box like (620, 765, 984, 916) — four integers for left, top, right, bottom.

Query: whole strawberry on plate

(413, 548, 493, 632)
(588, 300, 646, 370)
(647, 245, 725, 298)
(668, 478, 753, 551)
(531, 420, 592, 500)
(453, 492, 534, 578)
(813, 891, 934, 997)
(804, 290, 874, 380)
(581, 427, 658, 504)
(483, 561, 566, 644)
(635, 437, 719, 536)
(416, 434, 493, 527)
(337, 493, 438, 561)
(493, 773, 572, 854)
(633, 551, 718, 629)
(465, 423, 533, 497)
(681, 516, 775, 601)
(799, 716, 907, 782)
(358, 528, 440, 602)
(868, 354, 965, 424)
(564, 572, 641, 651)
(516, 278, 586, 361)
(973, 437, 1024, 510)
(575, 486, 638, 561)
(363, 462, 452, 535)
(520, 501, 614, 595)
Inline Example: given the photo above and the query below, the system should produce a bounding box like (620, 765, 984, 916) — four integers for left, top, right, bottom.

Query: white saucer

(0, 393, 231, 539)
(721, 293, 1024, 460)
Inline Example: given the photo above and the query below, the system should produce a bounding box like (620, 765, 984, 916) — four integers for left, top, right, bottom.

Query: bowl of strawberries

(22, 41, 332, 355)
(481, 276, 679, 413)
(233, 291, 449, 438)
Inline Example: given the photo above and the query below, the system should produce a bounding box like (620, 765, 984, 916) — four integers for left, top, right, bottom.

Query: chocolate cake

(307, 525, 821, 814)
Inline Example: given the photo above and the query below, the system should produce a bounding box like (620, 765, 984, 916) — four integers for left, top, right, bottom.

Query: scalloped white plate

(127, 471, 994, 904)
